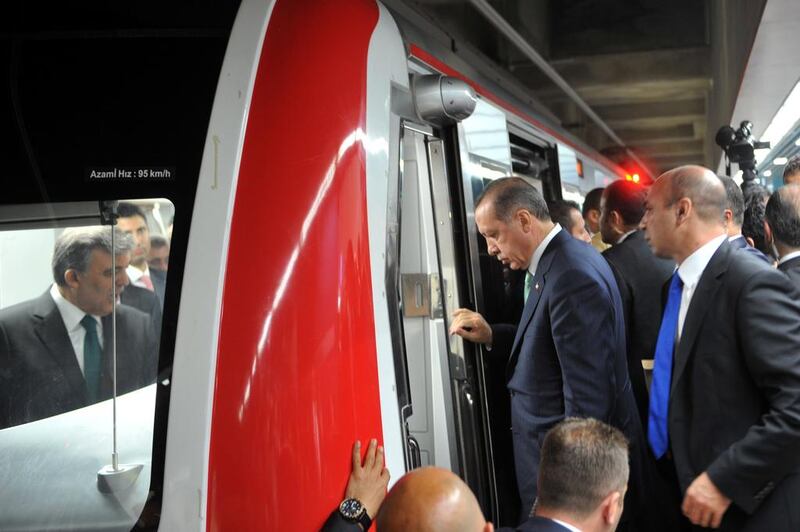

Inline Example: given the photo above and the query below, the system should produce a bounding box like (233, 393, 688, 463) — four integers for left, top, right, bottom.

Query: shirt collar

(50, 283, 101, 331)
(617, 229, 636, 244)
(126, 264, 149, 282)
(551, 517, 583, 532)
(778, 249, 800, 265)
(677, 234, 727, 287)
(528, 224, 562, 277)
(728, 234, 745, 243)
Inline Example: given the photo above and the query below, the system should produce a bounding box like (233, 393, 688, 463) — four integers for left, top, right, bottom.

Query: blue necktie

(81, 315, 102, 402)
(648, 272, 684, 458)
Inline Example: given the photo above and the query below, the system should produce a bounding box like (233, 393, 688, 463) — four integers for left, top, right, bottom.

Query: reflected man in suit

(450, 178, 647, 527)
(765, 184, 800, 288)
(0, 226, 157, 429)
(640, 166, 800, 530)
(117, 203, 166, 309)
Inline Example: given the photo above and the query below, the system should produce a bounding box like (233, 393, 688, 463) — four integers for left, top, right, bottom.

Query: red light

(625, 174, 632, 181)
(632, 174, 640, 183)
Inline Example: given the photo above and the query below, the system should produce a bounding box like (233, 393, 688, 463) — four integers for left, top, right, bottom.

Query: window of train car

(0, 200, 171, 530)
(0, 2, 240, 529)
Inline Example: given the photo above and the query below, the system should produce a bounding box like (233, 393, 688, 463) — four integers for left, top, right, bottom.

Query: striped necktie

(524, 271, 534, 304)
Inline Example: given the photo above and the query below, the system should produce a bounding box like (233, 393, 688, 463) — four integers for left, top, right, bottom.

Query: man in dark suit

(765, 184, 800, 288)
(450, 178, 647, 526)
(640, 165, 800, 530)
(0, 227, 158, 429)
(719, 176, 771, 262)
(599, 179, 675, 428)
(117, 203, 166, 309)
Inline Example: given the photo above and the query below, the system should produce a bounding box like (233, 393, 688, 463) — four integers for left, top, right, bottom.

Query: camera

(716, 121, 770, 195)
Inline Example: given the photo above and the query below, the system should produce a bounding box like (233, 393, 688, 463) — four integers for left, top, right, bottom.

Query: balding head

(640, 165, 727, 263)
(766, 185, 800, 253)
(375, 467, 492, 532)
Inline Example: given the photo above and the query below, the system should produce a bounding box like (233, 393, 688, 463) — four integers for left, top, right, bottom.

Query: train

(0, 0, 626, 530)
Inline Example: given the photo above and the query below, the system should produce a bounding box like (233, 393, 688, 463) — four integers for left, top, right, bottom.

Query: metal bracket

(401, 273, 443, 318)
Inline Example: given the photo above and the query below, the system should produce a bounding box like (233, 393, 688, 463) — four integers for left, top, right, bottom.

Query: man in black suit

(719, 176, 770, 262)
(765, 184, 800, 288)
(640, 165, 800, 530)
(450, 178, 647, 527)
(0, 227, 158, 429)
(120, 283, 162, 339)
(117, 203, 166, 309)
(599, 179, 675, 429)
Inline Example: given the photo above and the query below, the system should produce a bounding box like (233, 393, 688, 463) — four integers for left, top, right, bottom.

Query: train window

(509, 131, 561, 203)
(0, 199, 171, 530)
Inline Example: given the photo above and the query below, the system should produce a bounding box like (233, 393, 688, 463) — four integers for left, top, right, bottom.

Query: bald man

(641, 165, 800, 530)
(765, 184, 800, 288)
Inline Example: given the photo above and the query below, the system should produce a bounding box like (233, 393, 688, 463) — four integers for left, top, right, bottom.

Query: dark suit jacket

(668, 241, 800, 530)
(778, 255, 800, 288)
(120, 283, 163, 339)
(150, 268, 166, 310)
(490, 230, 647, 522)
(0, 292, 158, 429)
(498, 515, 571, 532)
(728, 234, 771, 263)
(602, 230, 675, 428)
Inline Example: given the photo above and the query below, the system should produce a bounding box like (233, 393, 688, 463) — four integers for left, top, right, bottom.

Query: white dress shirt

(552, 518, 582, 532)
(616, 229, 636, 244)
(676, 234, 727, 339)
(49, 284, 103, 375)
(126, 264, 151, 288)
(528, 223, 562, 278)
(778, 249, 800, 266)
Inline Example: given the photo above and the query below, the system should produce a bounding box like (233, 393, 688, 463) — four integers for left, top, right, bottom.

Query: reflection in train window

(0, 199, 172, 531)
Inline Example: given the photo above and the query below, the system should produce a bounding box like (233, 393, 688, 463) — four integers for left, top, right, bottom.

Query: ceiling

(394, 0, 769, 182)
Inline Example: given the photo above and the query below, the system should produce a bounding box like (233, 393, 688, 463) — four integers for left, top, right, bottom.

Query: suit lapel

(671, 243, 729, 394)
(32, 293, 88, 400)
(506, 231, 565, 378)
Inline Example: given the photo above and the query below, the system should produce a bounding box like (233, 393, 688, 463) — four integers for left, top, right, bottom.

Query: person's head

(719, 175, 744, 236)
(116, 203, 150, 270)
(52, 226, 134, 316)
(549, 200, 591, 243)
(639, 165, 727, 263)
(375, 467, 493, 532)
(475, 177, 553, 271)
(599, 180, 646, 245)
(582, 188, 605, 233)
(743, 194, 772, 257)
(783, 155, 800, 185)
(765, 185, 800, 258)
(536, 418, 629, 532)
(148, 234, 170, 271)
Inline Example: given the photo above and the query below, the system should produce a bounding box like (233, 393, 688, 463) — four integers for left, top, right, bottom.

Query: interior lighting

(774, 157, 789, 165)
(759, 80, 800, 159)
(763, 169, 773, 177)
(795, 137, 800, 146)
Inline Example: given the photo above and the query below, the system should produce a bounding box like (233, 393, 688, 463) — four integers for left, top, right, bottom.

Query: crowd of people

(0, 203, 171, 429)
(327, 158, 800, 531)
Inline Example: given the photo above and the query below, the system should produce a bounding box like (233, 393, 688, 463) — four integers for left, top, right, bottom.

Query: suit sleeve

(706, 269, 800, 512)
(549, 269, 620, 421)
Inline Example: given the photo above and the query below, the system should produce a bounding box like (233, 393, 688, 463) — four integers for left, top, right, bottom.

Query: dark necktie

(81, 315, 102, 402)
(524, 271, 534, 304)
(648, 272, 684, 458)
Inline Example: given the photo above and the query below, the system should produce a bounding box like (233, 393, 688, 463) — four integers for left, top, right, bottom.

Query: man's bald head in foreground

(375, 467, 493, 532)
(640, 165, 727, 263)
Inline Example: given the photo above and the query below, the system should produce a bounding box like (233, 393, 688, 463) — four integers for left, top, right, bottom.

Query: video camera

(715, 121, 770, 192)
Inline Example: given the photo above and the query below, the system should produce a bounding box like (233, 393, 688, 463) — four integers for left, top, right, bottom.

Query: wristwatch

(339, 497, 372, 530)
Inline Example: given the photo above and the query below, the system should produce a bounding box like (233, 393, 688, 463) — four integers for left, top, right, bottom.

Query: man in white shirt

(640, 165, 800, 530)
(0, 226, 157, 429)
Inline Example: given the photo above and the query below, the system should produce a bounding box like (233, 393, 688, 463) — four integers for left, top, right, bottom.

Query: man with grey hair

(0, 226, 157, 429)
(449, 177, 651, 529)
(640, 165, 800, 529)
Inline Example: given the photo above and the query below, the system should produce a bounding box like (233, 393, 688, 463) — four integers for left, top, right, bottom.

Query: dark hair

(117, 202, 147, 222)
(603, 180, 646, 226)
(150, 234, 169, 249)
(52, 227, 134, 286)
(476, 177, 550, 222)
(548, 200, 582, 233)
(582, 188, 604, 217)
(765, 186, 800, 248)
(742, 195, 771, 255)
(719, 176, 744, 226)
(537, 418, 629, 519)
(783, 155, 800, 183)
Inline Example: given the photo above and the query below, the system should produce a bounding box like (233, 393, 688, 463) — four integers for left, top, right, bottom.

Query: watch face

(340, 498, 364, 519)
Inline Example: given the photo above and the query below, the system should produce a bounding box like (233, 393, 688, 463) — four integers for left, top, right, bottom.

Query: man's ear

(764, 220, 773, 245)
(746, 236, 756, 248)
(64, 269, 80, 289)
(517, 209, 534, 233)
(600, 490, 623, 525)
(484, 522, 495, 532)
(609, 211, 623, 232)
(723, 208, 733, 227)
(675, 198, 692, 224)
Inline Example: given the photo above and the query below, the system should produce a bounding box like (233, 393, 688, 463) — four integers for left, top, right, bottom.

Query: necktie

(81, 315, 102, 402)
(524, 271, 534, 304)
(140, 273, 154, 291)
(648, 272, 684, 458)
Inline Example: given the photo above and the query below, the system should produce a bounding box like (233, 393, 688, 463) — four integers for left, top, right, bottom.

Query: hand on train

(681, 472, 731, 528)
(346, 439, 390, 520)
(449, 308, 492, 345)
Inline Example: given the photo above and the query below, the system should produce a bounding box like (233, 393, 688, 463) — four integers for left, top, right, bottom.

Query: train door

(394, 119, 493, 511)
